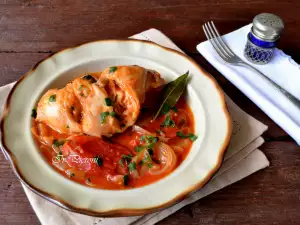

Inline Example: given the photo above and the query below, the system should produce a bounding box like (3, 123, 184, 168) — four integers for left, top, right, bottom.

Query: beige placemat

(0, 29, 269, 225)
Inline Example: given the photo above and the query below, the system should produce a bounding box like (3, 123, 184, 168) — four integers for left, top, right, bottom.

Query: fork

(202, 21, 300, 111)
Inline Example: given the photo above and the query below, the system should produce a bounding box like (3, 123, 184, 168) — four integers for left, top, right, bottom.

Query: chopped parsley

(31, 108, 37, 118)
(100, 111, 119, 123)
(109, 66, 117, 73)
(135, 145, 145, 152)
(100, 111, 110, 124)
(104, 97, 113, 106)
(160, 115, 175, 127)
(110, 111, 118, 118)
(171, 106, 178, 112)
(128, 162, 136, 172)
(161, 104, 178, 115)
(82, 74, 97, 83)
(123, 174, 129, 186)
(53, 140, 65, 148)
(119, 154, 132, 167)
(55, 151, 63, 161)
(94, 156, 103, 166)
(49, 94, 56, 102)
(138, 135, 158, 150)
(78, 85, 85, 90)
(140, 155, 153, 168)
(176, 131, 198, 141)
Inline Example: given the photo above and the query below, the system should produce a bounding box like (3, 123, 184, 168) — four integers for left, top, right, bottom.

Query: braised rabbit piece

(99, 65, 165, 133)
(36, 66, 164, 137)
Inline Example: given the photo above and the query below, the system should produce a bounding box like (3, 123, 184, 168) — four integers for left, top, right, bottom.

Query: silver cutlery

(202, 21, 300, 111)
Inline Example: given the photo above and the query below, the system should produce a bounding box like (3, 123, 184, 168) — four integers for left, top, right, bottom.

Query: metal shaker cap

(251, 13, 284, 41)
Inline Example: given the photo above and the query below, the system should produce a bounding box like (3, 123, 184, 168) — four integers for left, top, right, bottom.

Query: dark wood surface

(0, 0, 300, 224)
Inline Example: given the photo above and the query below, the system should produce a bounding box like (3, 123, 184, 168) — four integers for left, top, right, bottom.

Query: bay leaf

(152, 71, 189, 120)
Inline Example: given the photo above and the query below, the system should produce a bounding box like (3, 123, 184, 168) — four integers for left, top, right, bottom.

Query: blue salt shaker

(244, 13, 284, 64)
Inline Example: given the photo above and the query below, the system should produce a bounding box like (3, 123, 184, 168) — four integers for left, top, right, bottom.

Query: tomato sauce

(32, 96, 195, 189)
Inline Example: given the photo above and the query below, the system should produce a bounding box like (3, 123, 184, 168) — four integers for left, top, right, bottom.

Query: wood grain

(0, 0, 299, 224)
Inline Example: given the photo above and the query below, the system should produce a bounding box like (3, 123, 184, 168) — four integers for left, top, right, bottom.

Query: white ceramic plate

(1, 40, 231, 216)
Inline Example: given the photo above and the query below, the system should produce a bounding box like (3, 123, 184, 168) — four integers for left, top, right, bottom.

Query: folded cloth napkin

(0, 29, 269, 225)
(197, 24, 300, 145)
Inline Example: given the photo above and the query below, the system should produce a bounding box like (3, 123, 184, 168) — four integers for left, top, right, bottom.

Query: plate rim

(0, 39, 232, 217)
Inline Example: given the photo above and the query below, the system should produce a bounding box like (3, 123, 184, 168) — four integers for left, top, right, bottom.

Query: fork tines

(202, 21, 235, 61)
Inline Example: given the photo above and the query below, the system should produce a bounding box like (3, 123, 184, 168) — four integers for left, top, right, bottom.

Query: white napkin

(197, 24, 300, 145)
(0, 29, 270, 225)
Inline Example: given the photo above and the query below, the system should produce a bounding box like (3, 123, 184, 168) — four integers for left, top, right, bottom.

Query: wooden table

(1, 1, 300, 224)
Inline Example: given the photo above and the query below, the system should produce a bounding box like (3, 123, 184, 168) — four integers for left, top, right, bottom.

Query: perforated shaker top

(252, 13, 284, 41)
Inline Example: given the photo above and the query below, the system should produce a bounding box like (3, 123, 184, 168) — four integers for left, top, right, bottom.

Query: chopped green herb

(53, 140, 65, 148)
(176, 131, 186, 138)
(78, 85, 85, 90)
(110, 111, 118, 118)
(139, 160, 144, 166)
(147, 163, 153, 168)
(104, 97, 113, 106)
(100, 111, 110, 124)
(161, 103, 171, 115)
(109, 66, 117, 73)
(171, 106, 178, 112)
(128, 162, 136, 172)
(135, 145, 145, 152)
(49, 94, 56, 102)
(161, 115, 175, 127)
(70, 106, 75, 111)
(148, 149, 154, 156)
(139, 135, 158, 149)
(144, 135, 158, 144)
(140, 135, 146, 142)
(82, 74, 97, 83)
(123, 174, 129, 186)
(55, 151, 63, 161)
(31, 108, 37, 118)
(176, 131, 198, 141)
(147, 142, 157, 150)
(119, 154, 133, 167)
(80, 93, 84, 97)
(189, 134, 198, 141)
(94, 156, 103, 166)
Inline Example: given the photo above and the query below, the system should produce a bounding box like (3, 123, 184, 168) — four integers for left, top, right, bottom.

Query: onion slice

(132, 125, 155, 136)
(148, 142, 177, 175)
